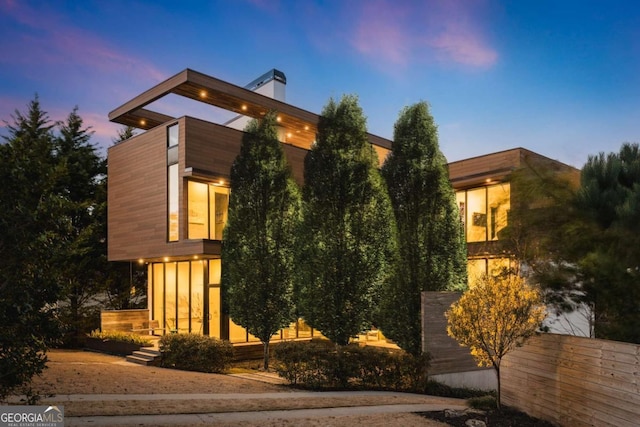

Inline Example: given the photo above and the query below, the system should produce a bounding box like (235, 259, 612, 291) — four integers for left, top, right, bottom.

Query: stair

(126, 348, 162, 366)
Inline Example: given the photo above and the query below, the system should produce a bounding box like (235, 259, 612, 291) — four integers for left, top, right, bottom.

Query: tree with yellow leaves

(446, 273, 546, 409)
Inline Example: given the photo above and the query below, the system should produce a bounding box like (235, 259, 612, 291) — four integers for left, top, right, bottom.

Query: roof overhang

(109, 68, 391, 153)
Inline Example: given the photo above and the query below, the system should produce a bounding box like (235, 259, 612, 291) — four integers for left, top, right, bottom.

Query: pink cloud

(349, 0, 498, 69)
(0, 0, 165, 84)
(351, 1, 413, 66)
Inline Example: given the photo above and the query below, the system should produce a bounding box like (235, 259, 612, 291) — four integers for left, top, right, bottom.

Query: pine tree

(54, 107, 108, 345)
(297, 95, 397, 346)
(222, 112, 301, 369)
(379, 102, 467, 355)
(0, 97, 62, 399)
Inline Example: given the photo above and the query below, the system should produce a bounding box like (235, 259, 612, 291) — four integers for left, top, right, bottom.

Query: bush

(273, 340, 430, 391)
(422, 380, 492, 399)
(88, 329, 152, 347)
(159, 334, 233, 373)
(468, 394, 498, 410)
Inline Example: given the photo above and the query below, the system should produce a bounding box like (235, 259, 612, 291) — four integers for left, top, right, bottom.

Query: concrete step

(136, 348, 161, 357)
(126, 348, 162, 366)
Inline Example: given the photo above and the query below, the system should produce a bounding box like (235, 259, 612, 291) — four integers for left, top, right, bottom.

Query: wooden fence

(502, 333, 640, 427)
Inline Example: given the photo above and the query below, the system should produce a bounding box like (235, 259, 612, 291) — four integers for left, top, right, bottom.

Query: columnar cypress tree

(379, 102, 467, 355)
(297, 95, 397, 346)
(222, 112, 301, 369)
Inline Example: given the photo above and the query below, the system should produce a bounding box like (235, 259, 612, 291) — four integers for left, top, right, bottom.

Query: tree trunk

(495, 365, 501, 410)
(263, 340, 270, 371)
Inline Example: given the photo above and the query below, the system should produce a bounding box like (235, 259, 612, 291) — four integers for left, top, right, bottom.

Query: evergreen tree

(0, 97, 63, 399)
(573, 143, 640, 342)
(54, 107, 108, 345)
(297, 95, 397, 346)
(222, 112, 301, 369)
(379, 102, 467, 355)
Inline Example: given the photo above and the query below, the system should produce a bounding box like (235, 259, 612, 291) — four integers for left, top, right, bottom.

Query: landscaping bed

(418, 407, 556, 426)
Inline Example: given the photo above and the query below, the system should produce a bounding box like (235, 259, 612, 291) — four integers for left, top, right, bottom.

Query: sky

(1, 0, 639, 168)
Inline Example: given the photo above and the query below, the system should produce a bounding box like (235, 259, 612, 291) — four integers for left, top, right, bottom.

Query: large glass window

(191, 261, 204, 335)
(466, 188, 487, 242)
(208, 259, 222, 339)
(165, 263, 177, 332)
(456, 183, 510, 243)
(188, 181, 208, 239)
(188, 181, 230, 240)
(177, 262, 190, 333)
(487, 183, 510, 241)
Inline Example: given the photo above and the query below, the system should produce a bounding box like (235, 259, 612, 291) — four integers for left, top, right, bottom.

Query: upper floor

(107, 69, 392, 262)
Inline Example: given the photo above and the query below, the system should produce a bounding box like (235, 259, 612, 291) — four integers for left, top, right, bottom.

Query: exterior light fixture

(140, 119, 146, 126)
(241, 105, 248, 111)
(276, 116, 282, 122)
(163, 257, 169, 262)
(199, 90, 207, 98)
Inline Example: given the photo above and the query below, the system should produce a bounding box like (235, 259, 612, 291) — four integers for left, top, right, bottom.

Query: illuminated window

(456, 183, 510, 243)
(168, 164, 179, 241)
(487, 183, 510, 241)
(188, 181, 229, 240)
(466, 188, 487, 242)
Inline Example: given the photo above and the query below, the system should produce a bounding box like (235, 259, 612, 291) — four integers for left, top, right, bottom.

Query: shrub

(423, 380, 492, 399)
(88, 329, 152, 347)
(273, 340, 430, 391)
(159, 334, 233, 373)
(468, 394, 498, 410)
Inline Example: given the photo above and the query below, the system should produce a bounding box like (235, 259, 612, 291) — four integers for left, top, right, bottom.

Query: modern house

(447, 148, 591, 336)
(107, 68, 391, 343)
(107, 68, 588, 343)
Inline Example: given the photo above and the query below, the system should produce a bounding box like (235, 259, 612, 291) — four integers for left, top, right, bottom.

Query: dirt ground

(26, 350, 453, 426)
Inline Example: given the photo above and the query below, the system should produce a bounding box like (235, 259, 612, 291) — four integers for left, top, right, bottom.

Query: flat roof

(109, 68, 392, 153)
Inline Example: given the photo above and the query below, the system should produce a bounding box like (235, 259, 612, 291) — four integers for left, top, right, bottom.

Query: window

(168, 124, 179, 147)
(188, 180, 230, 240)
(168, 164, 179, 241)
(167, 123, 180, 242)
(456, 183, 510, 243)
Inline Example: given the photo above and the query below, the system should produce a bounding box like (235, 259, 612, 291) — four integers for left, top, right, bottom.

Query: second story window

(188, 180, 229, 240)
(456, 182, 510, 243)
(167, 123, 179, 242)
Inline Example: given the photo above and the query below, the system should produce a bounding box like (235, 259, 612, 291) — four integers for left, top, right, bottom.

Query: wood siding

(108, 116, 306, 261)
(448, 147, 579, 190)
(108, 125, 168, 261)
(422, 292, 485, 375)
(502, 334, 640, 427)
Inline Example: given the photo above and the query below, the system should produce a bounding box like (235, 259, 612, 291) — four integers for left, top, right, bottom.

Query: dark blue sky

(2, 0, 639, 167)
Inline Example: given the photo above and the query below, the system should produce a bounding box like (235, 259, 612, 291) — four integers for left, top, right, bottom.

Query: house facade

(107, 68, 587, 341)
(107, 69, 391, 343)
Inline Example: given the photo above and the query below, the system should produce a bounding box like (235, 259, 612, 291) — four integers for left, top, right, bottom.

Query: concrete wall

(101, 309, 149, 333)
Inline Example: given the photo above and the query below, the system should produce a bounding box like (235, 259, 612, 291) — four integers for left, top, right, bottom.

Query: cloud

(349, 0, 498, 69)
(0, 0, 165, 83)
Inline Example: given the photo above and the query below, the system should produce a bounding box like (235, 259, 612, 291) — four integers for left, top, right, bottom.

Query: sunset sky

(1, 0, 639, 167)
